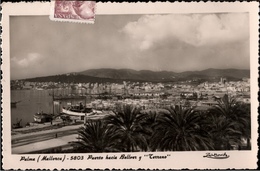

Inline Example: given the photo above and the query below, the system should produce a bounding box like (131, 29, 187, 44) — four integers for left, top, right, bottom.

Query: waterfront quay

(12, 123, 80, 154)
(11, 113, 111, 154)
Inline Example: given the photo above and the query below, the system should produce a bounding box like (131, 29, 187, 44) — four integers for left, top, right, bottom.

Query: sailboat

(33, 103, 53, 123)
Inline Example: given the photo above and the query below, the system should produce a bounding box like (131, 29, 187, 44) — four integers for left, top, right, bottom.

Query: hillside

(80, 68, 250, 81)
(80, 68, 177, 81)
(23, 74, 123, 83)
(22, 68, 250, 83)
(179, 68, 250, 78)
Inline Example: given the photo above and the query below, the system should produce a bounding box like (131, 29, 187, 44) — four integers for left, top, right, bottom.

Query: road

(11, 124, 82, 153)
(12, 134, 78, 154)
(12, 129, 79, 148)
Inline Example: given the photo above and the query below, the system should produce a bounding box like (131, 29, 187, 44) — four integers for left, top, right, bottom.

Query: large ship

(61, 103, 102, 116)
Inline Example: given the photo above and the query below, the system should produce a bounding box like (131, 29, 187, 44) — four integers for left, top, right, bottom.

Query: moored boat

(35, 87, 44, 90)
(11, 101, 21, 108)
(61, 103, 102, 116)
(61, 108, 88, 116)
(34, 112, 53, 123)
(12, 119, 23, 129)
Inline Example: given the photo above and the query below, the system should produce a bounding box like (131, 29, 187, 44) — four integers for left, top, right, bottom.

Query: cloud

(122, 13, 249, 50)
(11, 53, 42, 68)
(10, 15, 250, 79)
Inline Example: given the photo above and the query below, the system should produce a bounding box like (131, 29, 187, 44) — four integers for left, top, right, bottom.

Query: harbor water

(11, 87, 174, 127)
(11, 89, 93, 127)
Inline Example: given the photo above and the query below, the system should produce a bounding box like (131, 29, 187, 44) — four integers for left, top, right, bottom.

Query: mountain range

(23, 68, 250, 83)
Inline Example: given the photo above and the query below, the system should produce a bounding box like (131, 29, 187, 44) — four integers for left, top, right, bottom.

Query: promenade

(12, 123, 82, 154)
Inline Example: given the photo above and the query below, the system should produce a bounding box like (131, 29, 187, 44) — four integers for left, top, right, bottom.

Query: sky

(10, 13, 249, 80)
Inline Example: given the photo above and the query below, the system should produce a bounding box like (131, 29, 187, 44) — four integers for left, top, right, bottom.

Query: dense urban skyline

(10, 13, 249, 80)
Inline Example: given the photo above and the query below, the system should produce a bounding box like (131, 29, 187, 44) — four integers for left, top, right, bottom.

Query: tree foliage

(74, 97, 251, 152)
(73, 120, 122, 152)
(149, 106, 213, 151)
(208, 94, 251, 150)
(105, 104, 149, 152)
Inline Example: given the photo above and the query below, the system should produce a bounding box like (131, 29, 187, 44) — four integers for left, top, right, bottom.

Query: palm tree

(209, 115, 242, 150)
(73, 120, 122, 152)
(150, 105, 213, 151)
(138, 110, 161, 150)
(209, 94, 250, 150)
(104, 104, 149, 152)
(230, 102, 251, 149)
(211, 94, 237, 118)
(141, 110, 159, 127)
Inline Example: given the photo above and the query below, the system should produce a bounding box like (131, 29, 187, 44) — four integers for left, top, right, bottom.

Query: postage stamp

(1, 1, 259, 170)
(50, 0, 96, 24)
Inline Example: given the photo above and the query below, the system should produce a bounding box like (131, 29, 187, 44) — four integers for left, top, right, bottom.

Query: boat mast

(52, 88, 54, 115)
(85, 94, 87, 124)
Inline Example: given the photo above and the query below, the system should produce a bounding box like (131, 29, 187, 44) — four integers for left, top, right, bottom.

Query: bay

(11, 88, 93, 127)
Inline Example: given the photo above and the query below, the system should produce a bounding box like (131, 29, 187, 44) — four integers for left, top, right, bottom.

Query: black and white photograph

(2, 2, 258, 170)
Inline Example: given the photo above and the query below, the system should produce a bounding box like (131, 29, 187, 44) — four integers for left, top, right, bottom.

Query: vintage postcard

(1, 1, 259, 170)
